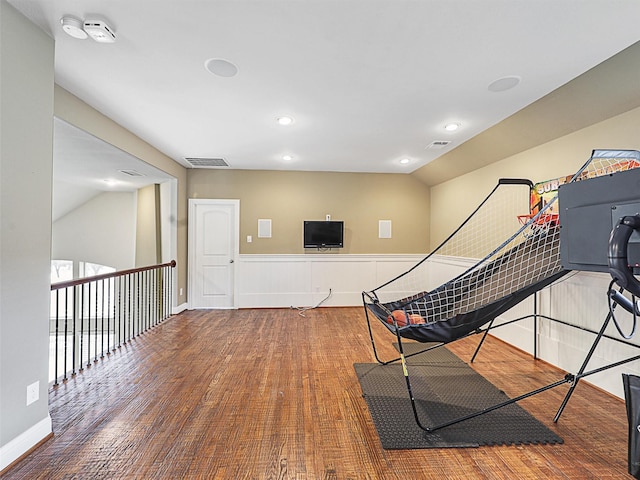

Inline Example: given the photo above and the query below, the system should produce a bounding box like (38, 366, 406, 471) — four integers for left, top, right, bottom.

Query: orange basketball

(387, 310, 409, 327)
(409, 314, 426, 325)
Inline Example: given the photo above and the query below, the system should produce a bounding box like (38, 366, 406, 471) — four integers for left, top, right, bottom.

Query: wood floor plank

(2, 307, 631, 479)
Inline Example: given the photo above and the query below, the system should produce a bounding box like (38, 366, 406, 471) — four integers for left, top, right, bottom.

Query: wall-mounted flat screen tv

(304, 221, 344, 248)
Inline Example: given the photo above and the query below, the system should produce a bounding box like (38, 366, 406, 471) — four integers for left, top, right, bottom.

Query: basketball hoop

(518, 212, 559, 227)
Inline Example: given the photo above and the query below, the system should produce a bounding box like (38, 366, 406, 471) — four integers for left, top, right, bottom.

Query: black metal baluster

(158, 268, 161, 324)
(137, 271, 141, 336)
(141, 270, 146, 333)
(159, 267, 163, 323)
(148, 269, 152, 328)
(131, 272, 135, 339)
(169, 264, 174, 319)
(117, 275, 122, 349)
(141, 271, 144, 334)
(63, 287, 69, 381)
(94, 279, 98, 363)
(131, 272, 134, 338)
(79, 284, 85, 372)
(130, 272, 135, 338)
(54, 289, 60, 386)
(143, 271, 146, 332)
(162, 266, 167, 321)
(72, 285, 78, 375)
(164, 267, 173, 319)
(126, 273, 131, 343)
(157, 267, 162, 322)
(130, 272, 135, 339)
(150, 268, 155, 327)
(100, 278, 104, 358)
(163, 266, 167, 321)
(106, 277, 111, 355)
(153, 268, 158, 326)
(146, 270, 151, 331)
(87, 282, 92, 367)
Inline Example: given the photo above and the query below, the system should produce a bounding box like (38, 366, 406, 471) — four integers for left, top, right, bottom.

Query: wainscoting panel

(237, 254, 424, 308)
(238, 255, 314, 308)
(489, 270, 640, 399)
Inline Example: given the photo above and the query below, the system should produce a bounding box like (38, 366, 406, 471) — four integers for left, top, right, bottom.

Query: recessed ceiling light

(277, 116, 294, 126)
(488, 75, 521, 92)
(400, 158, 410, 165)
(282, 155, 293, 161)
(60, 16, 88, 39)
(204, 58, 239, 78)
(444, 123, 460, 132)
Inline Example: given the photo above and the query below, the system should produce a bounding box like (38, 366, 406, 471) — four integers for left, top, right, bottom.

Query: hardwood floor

(2, 307, 631, 479)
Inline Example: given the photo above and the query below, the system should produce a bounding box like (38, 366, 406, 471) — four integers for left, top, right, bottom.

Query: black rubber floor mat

(355, 345, 563, 449)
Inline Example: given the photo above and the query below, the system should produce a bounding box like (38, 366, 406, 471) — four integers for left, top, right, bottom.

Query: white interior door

(189, 199, 239, 308)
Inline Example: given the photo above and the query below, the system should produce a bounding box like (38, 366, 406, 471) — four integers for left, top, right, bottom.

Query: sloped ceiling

(414, 40, 640, 186)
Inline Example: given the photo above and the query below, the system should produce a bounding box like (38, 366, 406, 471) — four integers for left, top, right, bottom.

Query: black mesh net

(363, 150, 640, 343)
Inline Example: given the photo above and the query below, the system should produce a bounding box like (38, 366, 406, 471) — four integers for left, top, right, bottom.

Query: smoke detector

(60, 16, 88, 39)
(83, 20, 116, 43)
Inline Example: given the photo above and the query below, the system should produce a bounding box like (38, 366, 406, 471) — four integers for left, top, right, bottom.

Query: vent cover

(119, 169, 145, 177)
(425, 140, 451, 149)
(185, 157, 230, 168)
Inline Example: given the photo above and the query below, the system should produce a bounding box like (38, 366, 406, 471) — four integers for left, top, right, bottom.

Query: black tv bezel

(303, 220, 344, 249)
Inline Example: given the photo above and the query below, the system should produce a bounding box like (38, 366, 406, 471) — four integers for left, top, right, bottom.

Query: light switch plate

(26, 381, 39, 406)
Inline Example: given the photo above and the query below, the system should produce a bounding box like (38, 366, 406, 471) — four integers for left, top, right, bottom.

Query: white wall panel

(491, 268, 640, 400)
(237, 254, 423, 308)
(427, 256, 475, 290)
(371, 260, 418, 292)
(238, 256, 313, 307)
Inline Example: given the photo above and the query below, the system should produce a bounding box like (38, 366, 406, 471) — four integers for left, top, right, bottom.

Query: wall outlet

(247, 235, 252, 243)
(26, 381, 39, 406)
(179, 288, 183, 296)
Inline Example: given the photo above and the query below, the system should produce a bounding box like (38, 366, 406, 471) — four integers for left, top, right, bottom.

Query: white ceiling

(52, 118, 173, 221)
(9, 0, 640, 180)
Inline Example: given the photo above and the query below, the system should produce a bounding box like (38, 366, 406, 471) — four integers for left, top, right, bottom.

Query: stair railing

(49, 260, 176, 385)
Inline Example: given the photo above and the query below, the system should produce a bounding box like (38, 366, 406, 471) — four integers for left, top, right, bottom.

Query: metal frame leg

(553, 311, 612, 422)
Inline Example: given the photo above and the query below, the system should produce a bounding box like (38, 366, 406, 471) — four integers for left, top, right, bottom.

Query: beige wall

(429, 105, 640, 248)
(188, 169, 431, 254)
(135, 185, 158, 267)
(54, 86, 189, 306)
(0, 0, 54, 460)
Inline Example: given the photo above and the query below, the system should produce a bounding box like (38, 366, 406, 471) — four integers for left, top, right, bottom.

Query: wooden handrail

(51, 260, 176, 291)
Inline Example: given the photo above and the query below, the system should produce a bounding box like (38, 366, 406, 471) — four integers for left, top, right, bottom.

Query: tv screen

(304, 221, 344, 248)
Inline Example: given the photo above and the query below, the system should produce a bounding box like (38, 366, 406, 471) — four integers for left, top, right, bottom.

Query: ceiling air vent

(425, 140, 451, 149)
(185, 157, 229, 168)
(119, 169, 145, 177)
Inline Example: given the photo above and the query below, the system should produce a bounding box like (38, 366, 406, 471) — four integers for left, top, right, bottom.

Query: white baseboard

(0, 415, 52, 471)
(173, 302, 188, 315)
